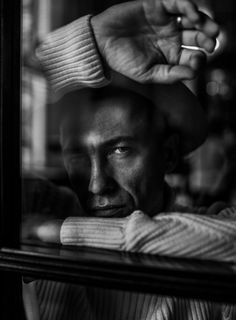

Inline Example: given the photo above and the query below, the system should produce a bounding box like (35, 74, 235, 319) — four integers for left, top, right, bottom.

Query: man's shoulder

(23, 176, 82, 218)
(170, 201, 236, 217)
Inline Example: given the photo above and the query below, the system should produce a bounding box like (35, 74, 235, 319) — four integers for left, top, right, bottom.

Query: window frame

(1, 243, 236, 304)
(0, 1, 25, 319)
(0, 1, 236, 319)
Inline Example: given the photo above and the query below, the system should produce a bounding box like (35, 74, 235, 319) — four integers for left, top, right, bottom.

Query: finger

(172, 0, 200, 23)
(180, 16, 197, 29)
(156, 0, 200, 22)
(196, 12, 219, 37)
(179, 48, 206, 71)
(182, 30, 216, 53)
(181, 12, 219, 37)
(147, 64, 196, 83)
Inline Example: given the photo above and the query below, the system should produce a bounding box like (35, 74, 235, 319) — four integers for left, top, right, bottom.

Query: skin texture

(91, 0, 219, 83)
(60, 96, 178, 218)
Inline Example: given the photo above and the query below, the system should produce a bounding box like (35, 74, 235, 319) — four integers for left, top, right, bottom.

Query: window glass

(21, 0, 236, 249)
(20, 0, 236, 318)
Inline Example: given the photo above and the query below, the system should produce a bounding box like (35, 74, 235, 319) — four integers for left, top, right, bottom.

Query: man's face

(61, 99, 168, 218)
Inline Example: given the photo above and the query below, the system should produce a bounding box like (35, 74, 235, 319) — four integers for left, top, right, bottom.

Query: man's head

(60, 87, 179, 218)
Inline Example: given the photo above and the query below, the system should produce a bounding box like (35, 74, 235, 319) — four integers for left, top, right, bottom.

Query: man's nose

(88, 159, 114, 195)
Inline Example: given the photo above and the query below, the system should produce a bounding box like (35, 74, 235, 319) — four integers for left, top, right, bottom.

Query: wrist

(90, 15, 104, 59)
(90, 15, 110, 78)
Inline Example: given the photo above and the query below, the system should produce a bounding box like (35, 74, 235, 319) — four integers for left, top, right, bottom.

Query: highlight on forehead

(59, 86, 167, 138)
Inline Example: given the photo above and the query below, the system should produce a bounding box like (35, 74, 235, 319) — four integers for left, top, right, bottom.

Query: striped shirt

(28, 281, 235, 320)
(24, 204, 236, 320)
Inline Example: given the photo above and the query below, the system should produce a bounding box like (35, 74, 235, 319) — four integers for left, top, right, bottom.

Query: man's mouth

(89, 205, 128, 217)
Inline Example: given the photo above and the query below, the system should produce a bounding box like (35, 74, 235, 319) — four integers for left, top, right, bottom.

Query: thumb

(148, 64, 196, 83)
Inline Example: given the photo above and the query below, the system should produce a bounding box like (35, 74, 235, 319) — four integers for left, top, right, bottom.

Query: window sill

(0, 242, 235, 303)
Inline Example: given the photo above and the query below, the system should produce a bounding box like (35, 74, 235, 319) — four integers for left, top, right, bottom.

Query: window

(1, 0, 236, 319)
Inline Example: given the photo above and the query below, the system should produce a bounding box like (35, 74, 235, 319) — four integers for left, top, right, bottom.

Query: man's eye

(111, 147, 131, 155)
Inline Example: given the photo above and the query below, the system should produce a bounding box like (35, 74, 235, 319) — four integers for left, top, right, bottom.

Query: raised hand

(91, 0, 219, 83)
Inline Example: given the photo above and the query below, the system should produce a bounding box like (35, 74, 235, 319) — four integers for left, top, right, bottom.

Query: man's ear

(163, 133, 180, 173)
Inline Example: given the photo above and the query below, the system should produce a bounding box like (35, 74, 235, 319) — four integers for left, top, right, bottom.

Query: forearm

(60, 216, 127, 250)
(36, 15, 109, 94)
(61, 209, 236, 262)
(125, 209, 236, 261)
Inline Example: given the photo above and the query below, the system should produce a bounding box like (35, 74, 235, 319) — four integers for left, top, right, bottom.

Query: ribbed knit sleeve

(60, 216, 128, 250)
(125, 209, 236, 262)
(36, 15, 110, 94)
(60, 208, 236, 262)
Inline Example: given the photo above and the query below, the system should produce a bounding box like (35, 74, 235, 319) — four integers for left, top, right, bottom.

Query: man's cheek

(113, 161, 147, 206)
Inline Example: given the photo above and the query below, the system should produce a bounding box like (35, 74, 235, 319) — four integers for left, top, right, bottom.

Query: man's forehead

(61, 99, 153, 147)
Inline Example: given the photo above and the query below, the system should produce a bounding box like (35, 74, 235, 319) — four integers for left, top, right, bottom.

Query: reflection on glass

(21, 0, 236, 319)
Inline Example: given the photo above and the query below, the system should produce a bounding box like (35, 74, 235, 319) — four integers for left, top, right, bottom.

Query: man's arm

(59, 208, 236, 263)
(36, 0, 219, 93)
(29, 193, 236, 262)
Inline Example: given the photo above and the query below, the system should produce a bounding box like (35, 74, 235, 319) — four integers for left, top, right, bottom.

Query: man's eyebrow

(102, 136, 137, 148)
(63, 136, 138, 154)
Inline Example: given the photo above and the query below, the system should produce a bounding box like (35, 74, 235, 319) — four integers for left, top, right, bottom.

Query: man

(24, 0, 236, 318)
(27, 85, 236, 320)
(38, 84, 235, 263)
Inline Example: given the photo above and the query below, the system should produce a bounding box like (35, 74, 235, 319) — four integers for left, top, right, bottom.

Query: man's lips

(91, 204, 125, 211)
(88, 205, 127, 217)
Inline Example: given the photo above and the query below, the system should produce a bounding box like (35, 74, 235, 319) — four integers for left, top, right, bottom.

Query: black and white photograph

(0, 0, 236, 319)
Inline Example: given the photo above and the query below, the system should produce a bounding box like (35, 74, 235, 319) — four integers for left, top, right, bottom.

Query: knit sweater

(36, 15, 109, 96)
(60, 207, 236, 263)
(24, 184, 236, 320)
(31, 204, 236, 320)
(31, 280, 236, 320)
